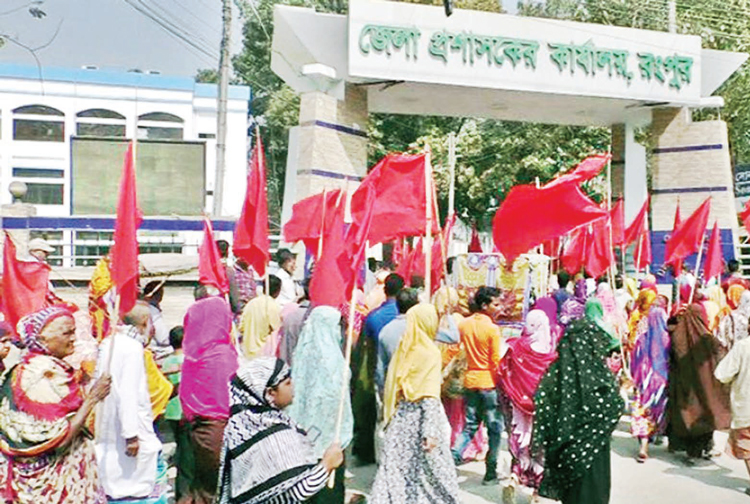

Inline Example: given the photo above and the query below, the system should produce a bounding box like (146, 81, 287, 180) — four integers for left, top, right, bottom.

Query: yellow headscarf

(627, 289, 657, 348)
(144, 349, 173, 418)
(728, 284, 746, 310)
(383, 303, 442, 423)
(240, 294, 281, 359)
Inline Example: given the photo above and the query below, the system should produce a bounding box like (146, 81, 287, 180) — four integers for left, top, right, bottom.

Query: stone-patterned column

(651, 107, 738, 277)
(287, 85, 368, 208)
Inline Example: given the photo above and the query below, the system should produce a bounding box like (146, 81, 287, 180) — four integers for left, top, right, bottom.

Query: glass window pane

(76, 109, 125, 119)
(24, 183, 64, 205)
(12, 168, 65, 179)
(13, 119, 64, 142)
(137, 126, 183, 140)
(138, 112, 183, 123)
(76, 123, 126, 138)
(13, 105, 64, 116)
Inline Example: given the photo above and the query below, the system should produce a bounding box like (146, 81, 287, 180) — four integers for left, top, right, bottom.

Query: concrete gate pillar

(650, 107, 738, 275)
(281, 84, 369, 229)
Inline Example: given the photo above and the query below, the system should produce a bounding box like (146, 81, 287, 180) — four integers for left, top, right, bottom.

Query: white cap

(28, 238, 55, 253)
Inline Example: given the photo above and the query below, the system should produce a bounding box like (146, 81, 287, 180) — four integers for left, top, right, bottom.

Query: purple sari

(533, 296, 562, 345)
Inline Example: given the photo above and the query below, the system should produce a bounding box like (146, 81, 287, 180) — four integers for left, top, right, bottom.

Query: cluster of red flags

(663, 197, 724, 281)
(308, 153, 441, 306)
(283, 189, 343, 255)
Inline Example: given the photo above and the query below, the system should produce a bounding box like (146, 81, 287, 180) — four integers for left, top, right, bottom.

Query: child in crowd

(161, 326, 185, 444)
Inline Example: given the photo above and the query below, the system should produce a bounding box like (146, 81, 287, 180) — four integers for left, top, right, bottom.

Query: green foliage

(195, 68, 220, 84)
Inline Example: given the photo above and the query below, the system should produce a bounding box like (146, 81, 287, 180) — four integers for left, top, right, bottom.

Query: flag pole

(328, 289, 357, 488)
(424, 146, 433, 297)
(318, 186, 327, 260)
(688, 231, 707, 305)
(635, 232, 644, 278)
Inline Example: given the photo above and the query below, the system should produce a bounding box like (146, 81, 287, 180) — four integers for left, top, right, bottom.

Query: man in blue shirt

(352, 273, 404, 465)
(375, 288, 419, 396)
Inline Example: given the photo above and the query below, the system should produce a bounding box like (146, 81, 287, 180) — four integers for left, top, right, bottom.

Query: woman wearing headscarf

(596, 283, 627, 339)
(626, 289, 657, 358)
(532, 296, 562, 345)
(0, 307, 111, 503)
(702, 284, 726, 334)
(718, 287, 750, 350)
(217, 357, 344, 504)
(534, 317, 623, 504)
(370, 304, 461, 503)
(668, 299, 732, 462)
(286, 306, 352, 503)
(630, 296, 671, 462)
(558, 280, 587, 326)
(496, 310, 557, 502)
(178, 296, 239, 503)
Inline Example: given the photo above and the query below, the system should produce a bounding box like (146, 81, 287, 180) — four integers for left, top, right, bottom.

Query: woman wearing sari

(630, 296, 670, 462)
(667, 302, 731, 462)
(596, 283, 627, 340)
(532, 296, 562, 345)
(0, 307, 111, 503)
(371, 304, 460, 503)
(217, 358, 344, 504)
(718, 287, 750, 350)
(496, 310, 557, 502)
(178, 295, 239, 503)
(558, 281, 587, 326)
(534, 318, 623, 504)
(287, 306, 352, 503)
(626, 289, 657, 358)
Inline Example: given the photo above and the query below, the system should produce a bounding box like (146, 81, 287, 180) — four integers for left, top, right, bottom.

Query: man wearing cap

(28, 237, 55, 263)
(275, 248, 301, 308)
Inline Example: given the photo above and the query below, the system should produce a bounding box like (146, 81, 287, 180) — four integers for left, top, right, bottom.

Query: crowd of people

(0, 238, 750, 504)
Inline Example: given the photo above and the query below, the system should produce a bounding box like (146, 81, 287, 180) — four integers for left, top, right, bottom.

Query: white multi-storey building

(0, 63, 251, 266)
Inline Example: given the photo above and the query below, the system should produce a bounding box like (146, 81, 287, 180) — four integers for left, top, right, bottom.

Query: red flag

(664, 197, 711, 266)
(492, 182, 607, 264)
(468, 226, 483, 253)
(623, 198, 649, 247)
(234, 133, 270, 277)
(308, 198, 349, 306)
(610, 199, 625, 247)
(1, 234, 50, 336)
(741, 199, 750, 234)
(585, 218, 614, 278)
(664, 203, 684, 274)
(561, 227, 587, 275)
(545, 153, 612, 189)
(283, 189, 342, 255)
(198, 218, 229, 294)
(703, 221, 723, 282)
(634, 228, 652, 271)
(110, 142, 143, 315)
(350, 153, 438, 245)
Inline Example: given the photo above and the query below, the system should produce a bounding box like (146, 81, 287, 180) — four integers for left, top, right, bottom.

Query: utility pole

(447, 131, 456, 216)
(213, 0, 232, 216)
(668, 0, 677, 33)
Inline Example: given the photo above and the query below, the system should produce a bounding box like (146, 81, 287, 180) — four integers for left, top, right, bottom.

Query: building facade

(0, 64, 251, 266)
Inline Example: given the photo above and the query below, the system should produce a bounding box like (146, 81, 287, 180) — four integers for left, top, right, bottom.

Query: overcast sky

(0, 0, 522, 78)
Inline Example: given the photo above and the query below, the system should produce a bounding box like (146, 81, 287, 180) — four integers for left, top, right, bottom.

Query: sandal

(636, 452, 648, 463)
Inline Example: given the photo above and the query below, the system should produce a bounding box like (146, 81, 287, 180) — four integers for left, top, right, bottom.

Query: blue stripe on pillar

(653, 144, 724, 154)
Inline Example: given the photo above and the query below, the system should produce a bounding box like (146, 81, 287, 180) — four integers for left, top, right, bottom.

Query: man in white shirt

(715, 337, 750, 493)
(275, 248, 301, 308)
(96, 302, 163, 501)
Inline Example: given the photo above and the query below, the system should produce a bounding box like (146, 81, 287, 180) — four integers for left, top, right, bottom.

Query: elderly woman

(0, 307, 111, 503)
(370, 303, 461, 503)
(217, 357, 344, 504)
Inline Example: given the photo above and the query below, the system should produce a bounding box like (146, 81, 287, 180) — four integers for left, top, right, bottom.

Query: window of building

(74, 231, 113, 266)
(76, 109, 127, 138)
(24, 183, 64, 205)
(13, 105, 65, 142)
(137, 111, 184, 140)
(12, 168, 64, 179)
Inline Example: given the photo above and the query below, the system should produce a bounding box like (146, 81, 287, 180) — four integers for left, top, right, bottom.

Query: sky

(0, 0, 242, 77)
(0, 0, 523, 78)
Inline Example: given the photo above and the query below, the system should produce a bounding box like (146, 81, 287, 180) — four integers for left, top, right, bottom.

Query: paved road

(57, 285, 750, 503)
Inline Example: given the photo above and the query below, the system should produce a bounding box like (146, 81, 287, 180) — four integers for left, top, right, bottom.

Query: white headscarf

(526, 309, 553, 354)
